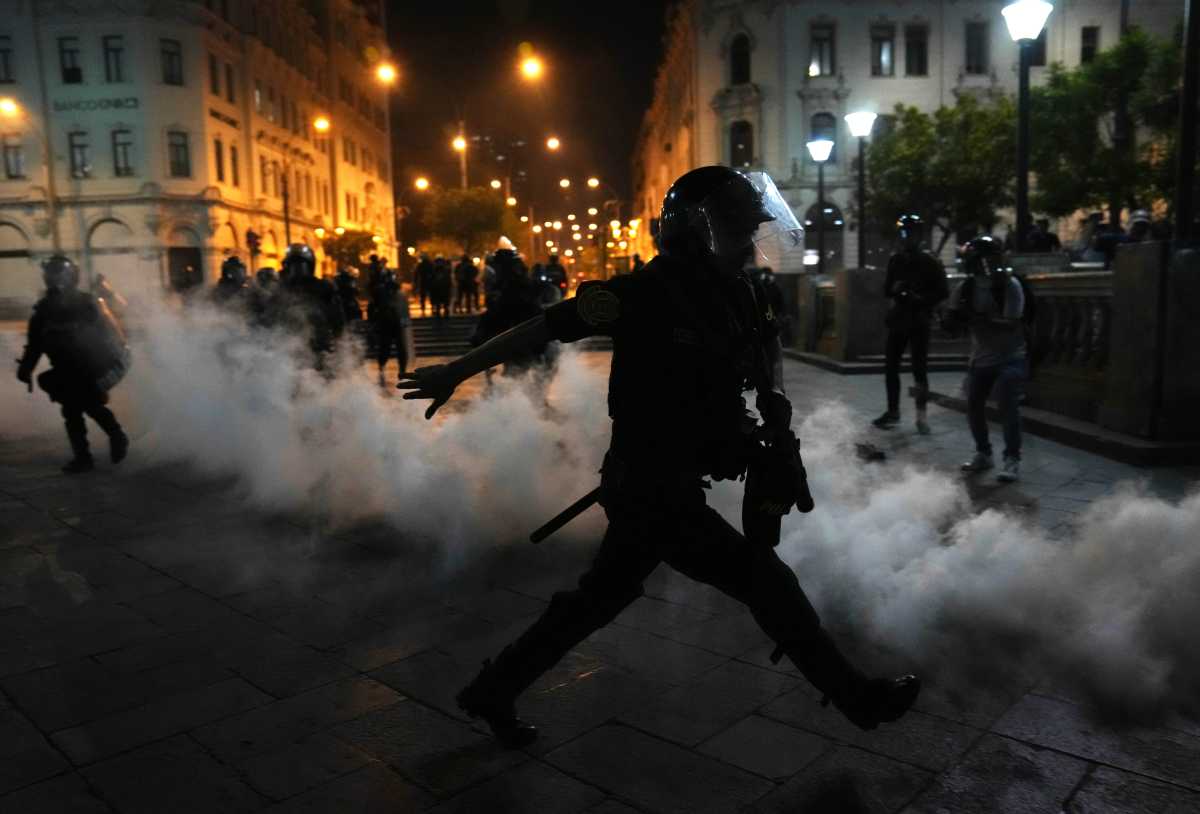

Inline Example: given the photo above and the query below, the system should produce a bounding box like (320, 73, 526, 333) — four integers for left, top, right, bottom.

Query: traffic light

(246, 229, 261, 256)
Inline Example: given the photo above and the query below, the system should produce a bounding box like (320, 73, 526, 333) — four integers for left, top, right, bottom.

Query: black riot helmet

(658, 166, 802, 270)
(960, 235, 1005, 275)
(220, 255, 247, 284)
(896, 214, 924, 250)
(42, 254, 80, 292)
(281, 243, 316, 279)
(256, 267, 277, 287)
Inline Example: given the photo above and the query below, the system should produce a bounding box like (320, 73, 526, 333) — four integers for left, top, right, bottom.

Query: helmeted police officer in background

(874, 214, 949, 434)
(278, 243, 344, 363)
(367, 268, 412, 387)
(211, 256, 250, 309)
(400, 166, 920, 748)
(16, 255, 130, 474)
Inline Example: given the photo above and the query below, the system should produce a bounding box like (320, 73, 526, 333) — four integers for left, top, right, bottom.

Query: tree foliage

(321, 229, 377, 271)
(865, 95, 1015, 254)
(421, 187, 506, 254)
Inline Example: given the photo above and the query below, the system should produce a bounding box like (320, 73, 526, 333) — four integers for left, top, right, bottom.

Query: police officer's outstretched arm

(398, 313, 552, 419)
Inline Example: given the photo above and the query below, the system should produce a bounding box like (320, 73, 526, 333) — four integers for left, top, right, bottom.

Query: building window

(811, 113, 837, 163)
(729, 33, 751, 85)
(965, 22, 989, 75)
(1081, 26, 1100, 64)
(267, 86, 276, 122)
(209, 53, 220, 95)
(343, 136, 356, 165)
(59, 37, 82, 84)
(161, 39, 183, 85)
(271, 161, 280, 196)
(304, 173, 312, 206)
(111, 129, 133, 176)
(214, 137, 225, 182)
(0, 36, 14, 83)
(1030, 27, 1048, 67)
(2, 133, 24, 178)
(230, 144, 239, 187)
(871, 25, 895, 77)
(68, 130, 90, 177)
(809, 25, 835, 77)
(905, 26, 929, 76)
(167, 130, 190, 177)
(254, 79, 262, 112)
(103, 36, 124, 83)
(362, 147, 372, 176)
(279, 92, 289, 129)
(729, 120, 753, 168)
(260, 155, 269, 193)
(290, 100, 299, 134)
(225, 63, 236, 103)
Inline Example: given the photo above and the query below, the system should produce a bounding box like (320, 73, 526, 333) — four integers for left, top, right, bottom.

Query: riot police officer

(469, 239, 549, 377)
(400, 166, 920, 748)
(873, 214, 949, 434)
(367, 268, 412, 386)
(16, 255, 129, 474)
(211, 256, 250, 309)
(279, 244, 344, 362)
(334, 266, 363, 325)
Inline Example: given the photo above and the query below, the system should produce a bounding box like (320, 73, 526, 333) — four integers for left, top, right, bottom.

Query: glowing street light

(520, 55, 544, 80)
(567, 214, 576, 221)
(845, 111, 878, 269)
(564, 249, 574, 257)
(571, 224, 580, 231)
(334, 226, 345, 235)
(588, 223, 598, 231)
(314, 227, 326, 238)
(312, 115, 331, 133)
(609, 219, 621, 229)
(545, 240, 554, 247)
(546, 136, 561, 151)
(414, 177, 430, 191)
(0, 97, 21, 118)
(587, 177, 600, 188)
(532, 224, 543, 233)
(587, 207, 598, 216)
(452, 135, 467, 152)
(406, 246, 416, 256)
(806, 138, 835, 276)
(552, 220, 563, 230)
(1004, 0, 1054, 250)
(375, 63, 398, 84)
(506, 196, 517, 206)
(520, 215, 529, 223)
(572, 233, 582, 241)
(490, 179, 502, 189)
(559, 178, 570, 188)
(543, 221, 552, 228)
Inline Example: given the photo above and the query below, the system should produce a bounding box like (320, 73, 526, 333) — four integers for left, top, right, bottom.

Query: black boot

(783, 629, 920, 731)
(86, 404, 127, 464)
(62, 408, 93, 474)
(456, 656, 538, 749)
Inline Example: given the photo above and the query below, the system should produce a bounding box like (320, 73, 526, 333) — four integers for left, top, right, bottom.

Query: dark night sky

(386, 0, 671, 231)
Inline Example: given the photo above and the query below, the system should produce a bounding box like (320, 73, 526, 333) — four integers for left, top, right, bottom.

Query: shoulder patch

(577, 285, 621, 327)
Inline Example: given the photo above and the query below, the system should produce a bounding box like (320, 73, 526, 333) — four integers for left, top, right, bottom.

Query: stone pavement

(1, 355, 1198, 813)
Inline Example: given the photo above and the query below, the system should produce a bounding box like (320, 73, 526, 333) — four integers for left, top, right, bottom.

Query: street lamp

(587, 177, 600, 188)
(452, 132, 468, 189)
(844, 111, 877, 270)
(0, 97, 18, 117)
(506, 196, 517, 206)
(490, 179, 502, 190)
(546, 136, 561, 151)
(414, 176, 430, 191)
(375, 63, 397, 85)
(806, 138, 834, 277)
(559, 178, 570, 188)
(1003, 0, 1053, 251)
(520, 55, 544, 81)
(312, 115, 331, 133)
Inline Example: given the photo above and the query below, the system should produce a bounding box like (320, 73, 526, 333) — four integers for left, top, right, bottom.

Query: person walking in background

(873, 214, 948, 434)
(368, 268, 413, 387)
(430, 256, 453, 319)
(944, 236, 1028, 483)
(414, 253, 434, 316)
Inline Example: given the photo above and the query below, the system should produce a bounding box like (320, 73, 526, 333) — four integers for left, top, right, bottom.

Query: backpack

(959, 271, 1039, 367)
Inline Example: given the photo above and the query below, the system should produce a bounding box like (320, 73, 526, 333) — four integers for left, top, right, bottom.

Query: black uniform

(368, 277, 411, 380)
(882, 249, 948, 414)
(471, 253, 547, 375)
(279, 275, 344, 359)
(17, 289, 128, 469)
(463, 255, 861, 712)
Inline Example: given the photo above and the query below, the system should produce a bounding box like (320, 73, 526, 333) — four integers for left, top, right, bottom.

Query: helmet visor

(745, 172, 804, 270)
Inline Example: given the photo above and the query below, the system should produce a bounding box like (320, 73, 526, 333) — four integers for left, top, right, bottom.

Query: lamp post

(1003, 0, 1053, 252)
(844, 111, 877, 270)
(806, 139, 834, 277)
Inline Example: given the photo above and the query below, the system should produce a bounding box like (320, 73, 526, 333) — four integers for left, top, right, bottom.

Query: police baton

(530, 486, 602, 544)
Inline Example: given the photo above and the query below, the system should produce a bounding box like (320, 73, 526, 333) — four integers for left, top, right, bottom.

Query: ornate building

(0, 0, 396, 312)
(632, 0, 1180, 272)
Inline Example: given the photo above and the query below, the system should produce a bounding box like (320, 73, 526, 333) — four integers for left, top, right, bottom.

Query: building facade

(632, 0, 1181, 272)
(0, 0, 395, 312)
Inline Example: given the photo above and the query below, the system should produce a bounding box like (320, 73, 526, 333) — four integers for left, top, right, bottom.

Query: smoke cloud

(2, 303, 1198, 720)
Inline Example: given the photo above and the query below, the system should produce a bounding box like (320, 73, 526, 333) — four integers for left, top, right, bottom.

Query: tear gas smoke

(2, 304, 1198, 719)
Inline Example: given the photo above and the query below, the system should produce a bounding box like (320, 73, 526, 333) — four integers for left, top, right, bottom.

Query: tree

(864, 95, 1015, 255)
(421, 186, 506, 255)
(1029, 28, 1177, 221)
(321, 229, 377, 271)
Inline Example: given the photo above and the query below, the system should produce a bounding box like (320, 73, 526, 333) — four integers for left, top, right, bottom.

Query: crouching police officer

(16, 255, 130, 474)
(399, 166, 920, 748)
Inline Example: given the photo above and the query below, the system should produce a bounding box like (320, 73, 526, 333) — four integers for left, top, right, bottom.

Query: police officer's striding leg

(83, 400, 127, 464)
(60, 402, 93, 474)
(662, 505, 919, 731)
(457, 518, 659, 748)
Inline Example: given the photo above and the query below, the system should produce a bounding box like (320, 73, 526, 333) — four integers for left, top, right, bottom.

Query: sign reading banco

(53, 97, 140, 112)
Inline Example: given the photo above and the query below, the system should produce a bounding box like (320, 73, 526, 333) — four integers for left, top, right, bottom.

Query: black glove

(756, 391, 792, 439)
(16, 360, 33, 392)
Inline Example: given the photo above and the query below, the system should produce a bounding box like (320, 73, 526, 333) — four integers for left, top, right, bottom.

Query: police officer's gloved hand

(16, 361, 33, 392)
(756, 391, 792, 440)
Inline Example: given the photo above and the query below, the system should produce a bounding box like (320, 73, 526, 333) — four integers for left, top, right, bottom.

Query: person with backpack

(873, 214, 949, 434)
(943, 235, 1030, 483)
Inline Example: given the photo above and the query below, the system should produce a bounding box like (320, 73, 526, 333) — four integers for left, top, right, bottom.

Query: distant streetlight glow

(375, 63, 397, 84)
(312, 115, 331, 133)
(543, 221, 552, 228)
(520, 215, 529, 223)
(314, 227, 326, 238)
(334, 226, 345, 235)
(588, 223, 598, 230)
(546, 240, 554, 247)
(609, 219, 621, 229)
(587, 177, 600, 188)
(567, 214, 576, 221)
(0, 97, 19, 118)
(559, 178, 570, 188)
(414, 177, 430, 191)
(520, 55, 544, 80)
(587, 207, 598, 216)
(546, 136, 561, 151)
(844, 111, 878, 139)
(618, 240, 628, 249)
(552, 220, 563, 230)
(564, 249, 574, 257)
(532, 224, 543, 233)
(572, 233, 581, 241)
(406, 246, 416, 255)
(571, 224, 580, 231)
(452, 135, 467, 152)
(506, 196, 517, 206)
(490, 179, 502, 189)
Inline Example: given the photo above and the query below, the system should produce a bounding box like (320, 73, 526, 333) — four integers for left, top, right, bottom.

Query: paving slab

(544, 723, 774, 814)
(698, 714, 829, 779)
(748, 744, 932, 813)
(82, 734, 265, 814)
(0, 706, 70, 795)
(903, 733, 1088, 814)
(427, 759, 607, 814)
(264, 763, 435, 813)
(238, 731, 376, 801)
(1065, 764, 1200, 813)
(331, 698, 527, 796)
(993, 693, 1200, 790)
(0, 771, 112, 813)
(574, 623, 729, 688)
